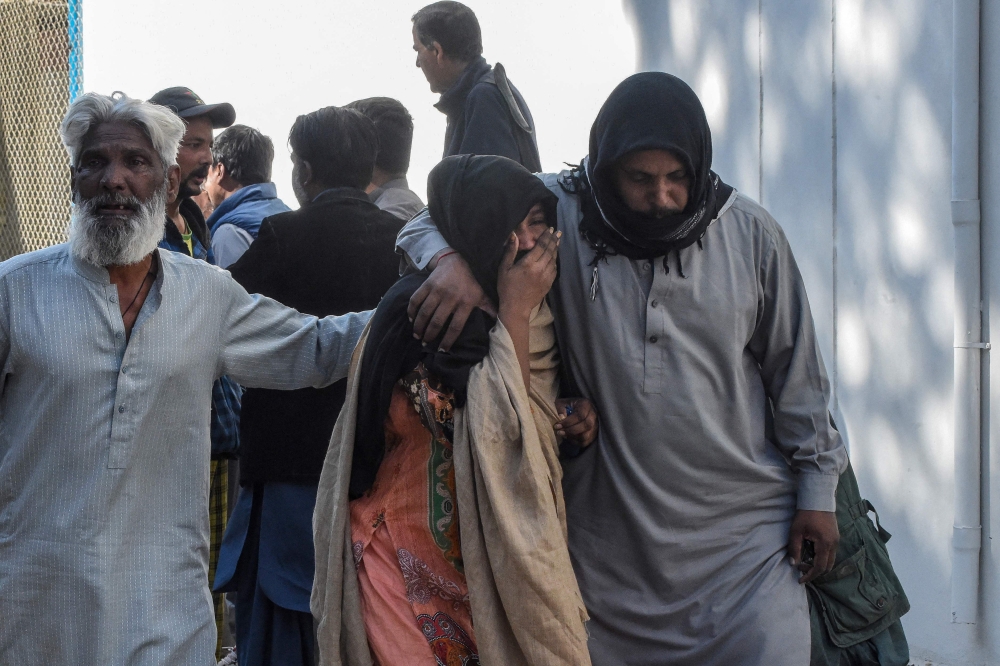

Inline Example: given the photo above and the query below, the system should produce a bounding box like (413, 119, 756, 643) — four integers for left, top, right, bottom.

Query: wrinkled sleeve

(217, 276, 371, 390)
(747, 221, 847, 512)
(395, 207, 450, 272)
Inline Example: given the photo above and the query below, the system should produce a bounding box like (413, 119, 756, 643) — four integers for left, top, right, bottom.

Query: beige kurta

(311, 303, 590, 666)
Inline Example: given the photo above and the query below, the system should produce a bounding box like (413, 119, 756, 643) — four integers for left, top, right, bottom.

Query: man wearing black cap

(149, 86, 236, 261)
(149, 86, 239, 661)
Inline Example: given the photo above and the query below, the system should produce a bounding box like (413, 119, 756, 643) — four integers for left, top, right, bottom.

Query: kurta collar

(69, 248, 167, 296)
(70, 249, 111, 284)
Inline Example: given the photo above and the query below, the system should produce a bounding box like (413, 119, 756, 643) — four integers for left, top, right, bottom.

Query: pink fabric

(350, 382, 479, 666)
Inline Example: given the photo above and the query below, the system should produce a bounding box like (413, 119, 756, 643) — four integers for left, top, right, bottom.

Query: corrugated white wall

(630, 0, 989, 663)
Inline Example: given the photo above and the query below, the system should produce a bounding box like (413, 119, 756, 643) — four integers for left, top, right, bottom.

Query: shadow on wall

(626, 0, 962, 658)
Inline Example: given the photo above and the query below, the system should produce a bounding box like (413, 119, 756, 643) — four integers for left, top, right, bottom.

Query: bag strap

(492, 63, 532, 133)
(849, 498, 893, 543)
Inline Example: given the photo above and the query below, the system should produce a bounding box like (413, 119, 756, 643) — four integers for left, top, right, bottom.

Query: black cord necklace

(121, 257, 157, 321)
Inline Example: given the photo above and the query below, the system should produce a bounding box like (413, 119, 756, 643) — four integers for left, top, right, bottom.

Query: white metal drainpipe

(952, 0, 985, 625)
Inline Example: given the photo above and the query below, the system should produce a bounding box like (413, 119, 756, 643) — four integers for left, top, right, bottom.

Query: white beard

(69, 186, 166, 267)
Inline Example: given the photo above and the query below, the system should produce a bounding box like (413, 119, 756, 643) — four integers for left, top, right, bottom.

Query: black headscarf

(577, 72, 734, 260)
(350, 154, 556, 498)
(427, 154, 557, 307)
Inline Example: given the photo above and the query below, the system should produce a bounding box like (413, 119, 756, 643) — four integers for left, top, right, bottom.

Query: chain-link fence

(0, 0, 81, 260)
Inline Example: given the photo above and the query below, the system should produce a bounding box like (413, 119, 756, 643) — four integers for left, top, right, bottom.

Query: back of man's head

(345, 97, 414, 178)
(288, 106, 378, 190)
(213, 124, 275, 187)
(412, 1, 482, 63)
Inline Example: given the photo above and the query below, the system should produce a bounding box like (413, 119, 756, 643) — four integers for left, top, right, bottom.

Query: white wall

(81, 0, 636, 207)
(631, 0, 982, 663)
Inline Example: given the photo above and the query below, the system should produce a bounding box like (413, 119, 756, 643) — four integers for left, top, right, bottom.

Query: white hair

(59, 91, 185, 169)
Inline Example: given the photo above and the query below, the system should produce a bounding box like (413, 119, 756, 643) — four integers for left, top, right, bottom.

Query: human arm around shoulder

(398, 208, 490, 350)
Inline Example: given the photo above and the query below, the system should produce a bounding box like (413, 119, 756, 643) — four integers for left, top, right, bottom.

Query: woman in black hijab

(346, 154, 569, 665)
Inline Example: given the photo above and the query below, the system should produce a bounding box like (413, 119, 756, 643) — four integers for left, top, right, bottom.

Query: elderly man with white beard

(0, 92, 370, 665)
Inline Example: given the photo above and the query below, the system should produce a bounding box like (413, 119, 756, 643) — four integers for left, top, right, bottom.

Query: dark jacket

(228, 187, 405, 485)
(436, 56, 541, 171)
(160, 197, 214, 263)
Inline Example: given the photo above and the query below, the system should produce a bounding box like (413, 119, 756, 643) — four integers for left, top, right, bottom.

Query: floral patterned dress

(349, 363, 480, 666)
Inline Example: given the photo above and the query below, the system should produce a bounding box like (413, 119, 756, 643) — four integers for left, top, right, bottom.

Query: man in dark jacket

(412, 1, 541, 170)
(215, 106, 404, 666)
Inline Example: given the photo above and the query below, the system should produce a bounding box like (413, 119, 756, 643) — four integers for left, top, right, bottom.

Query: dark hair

(288, 106, 378, 189)
(212, 124, 274, 186)
(345, 97, 414, 177)
(412, 1, 482, 62)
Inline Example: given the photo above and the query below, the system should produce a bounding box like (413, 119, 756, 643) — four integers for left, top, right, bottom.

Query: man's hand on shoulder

(788, 509, 839, 584)
(408, 250, 491, 351)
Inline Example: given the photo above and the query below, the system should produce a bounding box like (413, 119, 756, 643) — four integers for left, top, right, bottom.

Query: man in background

(149, 85, 239, 660)
(412, 1, 541, 170)
(205, 124, 290, 268)
(216, 106, 405, 665)
(347, 97, 424, 221)
(149, 86, 234, 261)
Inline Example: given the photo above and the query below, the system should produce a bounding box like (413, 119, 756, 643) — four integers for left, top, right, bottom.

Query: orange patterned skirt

(350, 366, 479, 666)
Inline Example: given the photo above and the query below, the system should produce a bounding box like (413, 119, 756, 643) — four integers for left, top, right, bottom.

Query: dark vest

(228, 188, 404, 485)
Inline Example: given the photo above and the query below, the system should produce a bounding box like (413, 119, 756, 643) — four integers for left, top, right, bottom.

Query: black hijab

(427, 154, 557, 307)
(577, 72, 734, 260)
(350, 155, 557, 498)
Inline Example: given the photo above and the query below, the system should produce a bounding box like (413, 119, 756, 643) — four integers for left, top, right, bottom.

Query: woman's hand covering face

(497, 227, 561, 317)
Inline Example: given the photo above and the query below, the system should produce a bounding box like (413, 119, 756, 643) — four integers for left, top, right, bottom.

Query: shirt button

(118, 405, 125, 413)
(115, 331, 123, 339)
(109, 294, 118, 303)
(643, 262, 651, 271)
(121, 367, 127, 374)
(649, 336, 658, 343)
(651, 300, 658, 308)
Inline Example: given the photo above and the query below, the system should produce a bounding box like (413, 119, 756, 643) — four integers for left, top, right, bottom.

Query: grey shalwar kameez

(397, 176, 847, 665)
(0, 245, 369, 665)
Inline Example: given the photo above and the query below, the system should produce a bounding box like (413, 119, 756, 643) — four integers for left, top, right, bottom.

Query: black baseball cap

(148, 86, 235, 129)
